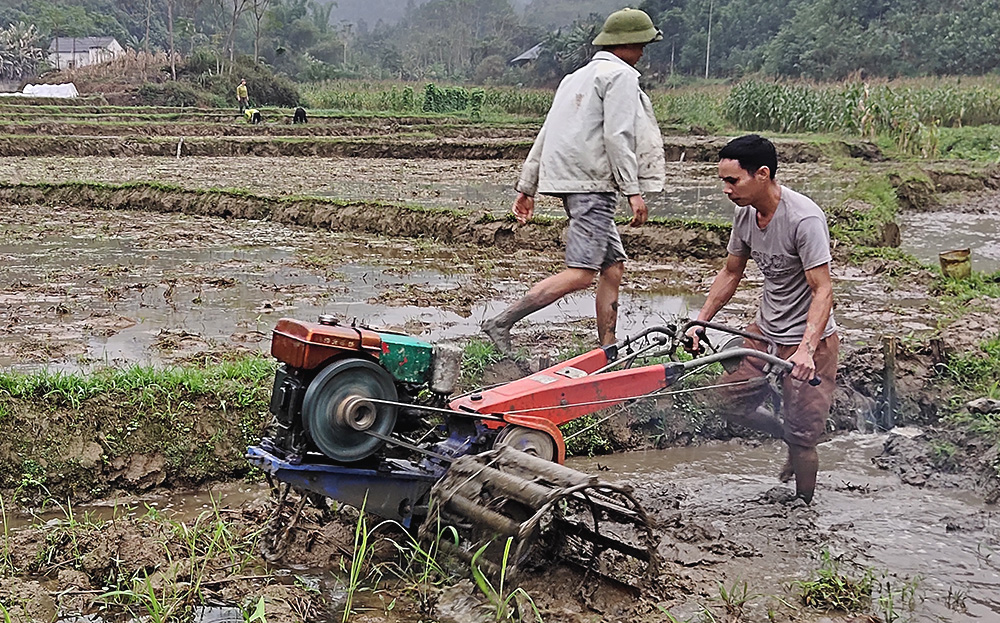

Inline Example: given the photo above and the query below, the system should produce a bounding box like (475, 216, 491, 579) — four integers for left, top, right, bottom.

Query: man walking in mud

(481, 8, 666, 355)
(687, 134, 838, 504)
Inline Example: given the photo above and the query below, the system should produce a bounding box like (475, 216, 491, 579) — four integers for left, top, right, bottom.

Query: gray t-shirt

(727, 185, 837, 345)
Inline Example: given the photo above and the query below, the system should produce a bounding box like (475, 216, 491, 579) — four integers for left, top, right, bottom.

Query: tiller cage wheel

(420, 445, 658, 586)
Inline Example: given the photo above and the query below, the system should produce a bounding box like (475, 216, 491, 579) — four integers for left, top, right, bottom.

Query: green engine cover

(377, 332, 434, 384)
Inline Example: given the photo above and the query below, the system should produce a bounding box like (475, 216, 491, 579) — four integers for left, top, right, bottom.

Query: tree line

(1, 0, 999, 87)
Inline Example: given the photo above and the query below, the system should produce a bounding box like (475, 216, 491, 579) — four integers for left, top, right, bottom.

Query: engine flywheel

(301, 358, 397, 462)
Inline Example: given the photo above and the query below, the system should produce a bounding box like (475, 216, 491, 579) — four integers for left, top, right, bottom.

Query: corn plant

(724, 78, 1000, 155)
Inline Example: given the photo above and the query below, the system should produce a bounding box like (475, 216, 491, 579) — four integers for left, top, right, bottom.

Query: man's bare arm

(787, 263, 834, 381)
(688, 253, 748, 350)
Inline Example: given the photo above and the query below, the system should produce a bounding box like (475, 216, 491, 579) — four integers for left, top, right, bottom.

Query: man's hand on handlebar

(787, 346, 817, 382)
(683, 326, 705, 354)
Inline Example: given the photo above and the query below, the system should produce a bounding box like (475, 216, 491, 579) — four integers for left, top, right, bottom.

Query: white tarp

(7, 83, 80, 98)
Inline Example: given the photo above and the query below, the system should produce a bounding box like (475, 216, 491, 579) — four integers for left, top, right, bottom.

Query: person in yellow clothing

(236, 79, 249, 112)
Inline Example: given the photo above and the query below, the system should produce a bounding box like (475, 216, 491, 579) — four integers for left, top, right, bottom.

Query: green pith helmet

(592, 8, 663, 46)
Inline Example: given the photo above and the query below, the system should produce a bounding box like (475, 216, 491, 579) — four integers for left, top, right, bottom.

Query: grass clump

(933, 270, 1000, 304)
(0, 356, 276, 501)
(796, 551, 874, 612)
(796, 550, 919, 621)
(561, 414, 613, 457)
(829, 174, 899, 248)
(460, 338, 505, 389)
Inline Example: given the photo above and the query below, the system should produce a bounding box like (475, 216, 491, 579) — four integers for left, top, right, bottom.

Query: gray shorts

(562, 193, 627, 271)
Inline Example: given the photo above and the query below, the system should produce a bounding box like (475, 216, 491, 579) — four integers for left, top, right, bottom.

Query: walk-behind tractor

(247, 315, 804, 583)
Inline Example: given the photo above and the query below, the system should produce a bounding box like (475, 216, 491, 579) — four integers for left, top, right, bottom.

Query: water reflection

(900, 210, 1000, 273)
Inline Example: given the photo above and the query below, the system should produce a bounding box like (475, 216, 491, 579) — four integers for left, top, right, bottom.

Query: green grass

(460, 338, 505, 389)
(561, 414, 614, 457)
(0, 356, 276, 496)
(828, 172, 902, 250)
(299, 80, 553, 120)
(0, 357, 275, 406)
(940, 336, 1000, 401)
(937, 125, 1000, 161)
(796, 550, 874, 612)
(933, 270, 1000, 303)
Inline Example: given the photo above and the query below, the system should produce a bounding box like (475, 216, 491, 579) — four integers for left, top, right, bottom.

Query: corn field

(0, 22, 45, 82)
(300, 79, 553, 117)
(723, 79, 1000, 156)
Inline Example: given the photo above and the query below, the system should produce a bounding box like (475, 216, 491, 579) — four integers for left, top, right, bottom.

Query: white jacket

(516, 51, 666, 197)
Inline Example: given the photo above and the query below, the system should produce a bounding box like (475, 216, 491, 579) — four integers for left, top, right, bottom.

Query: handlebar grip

(681, 333, 705, 355)
(808, 377, 822, 386)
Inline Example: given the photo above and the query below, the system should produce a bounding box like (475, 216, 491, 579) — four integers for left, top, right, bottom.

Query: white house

(48, 37, 125, 70)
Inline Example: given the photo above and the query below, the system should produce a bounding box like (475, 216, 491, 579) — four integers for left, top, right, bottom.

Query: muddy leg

(482, 268, 596, 355)
(788, 443, 818, 503)
(778, 450, 794, 483)
(595, 261, 623, 346)
(741, 405, 785, 439)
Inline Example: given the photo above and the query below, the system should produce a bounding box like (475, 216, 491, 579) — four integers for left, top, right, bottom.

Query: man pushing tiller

(688, 135, 839, 504)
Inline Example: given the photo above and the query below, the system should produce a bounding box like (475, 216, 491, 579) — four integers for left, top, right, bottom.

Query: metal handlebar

(681, 347, 821, 386)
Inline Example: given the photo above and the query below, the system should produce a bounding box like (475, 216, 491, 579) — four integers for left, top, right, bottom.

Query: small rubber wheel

(494, 425, 555, 462)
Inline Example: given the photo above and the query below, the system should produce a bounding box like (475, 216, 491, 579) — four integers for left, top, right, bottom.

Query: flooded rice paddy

(0, 156, 841, 222)
(901, 209, 1000, 274)
(0, 201, 705, 370)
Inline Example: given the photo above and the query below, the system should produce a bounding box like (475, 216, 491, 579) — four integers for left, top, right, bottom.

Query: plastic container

(939, 248, 971, 279)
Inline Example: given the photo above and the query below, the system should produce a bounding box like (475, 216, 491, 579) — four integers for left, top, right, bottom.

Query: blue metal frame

(247, 446, 442, 528)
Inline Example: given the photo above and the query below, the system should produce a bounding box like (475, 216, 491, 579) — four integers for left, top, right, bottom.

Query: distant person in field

(293, 106, 307, 124)
(687, 134, 838, 505)
(236, 79, 249, 112)
(244, 108, 262, 125)
(481, 8, 665, 355)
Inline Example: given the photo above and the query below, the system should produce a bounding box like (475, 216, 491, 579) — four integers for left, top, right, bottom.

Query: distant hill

(326, 0, 427, 28)
(325, 0, 620, 28)
(523, 0, 622, 27)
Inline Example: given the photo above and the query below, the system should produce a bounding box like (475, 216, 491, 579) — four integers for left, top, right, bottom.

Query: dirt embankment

(0, 135, 538, 159)
(0, 122, 539, 139)
(0, 387, 267, 503)
(0, 131, 884, 162)
(0, 181, 731, 259)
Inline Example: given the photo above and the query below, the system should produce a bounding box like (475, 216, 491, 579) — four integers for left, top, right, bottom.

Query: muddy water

(900, 209, 1000, 273)
(9, 434, 994, 622)
(0, 203, 702, 370)
(570, 434, 1000, 621)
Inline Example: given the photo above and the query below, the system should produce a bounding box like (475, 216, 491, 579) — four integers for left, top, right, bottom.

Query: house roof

(49, 37, 119, 53)
(509, 43, 544, 66)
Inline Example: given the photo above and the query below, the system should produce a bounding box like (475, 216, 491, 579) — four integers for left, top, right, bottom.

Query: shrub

(178, 56, 301, 107)
(136, 81, 222, 107)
